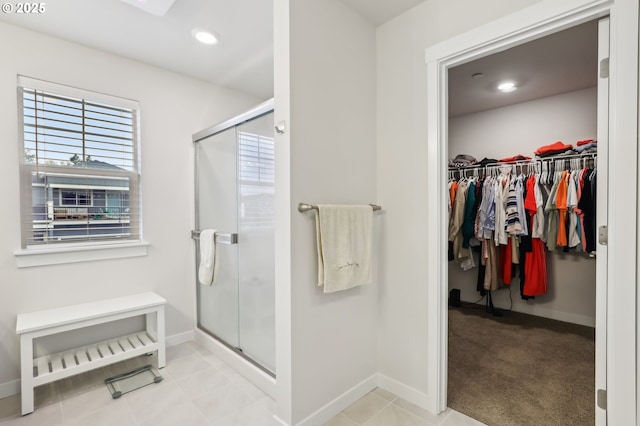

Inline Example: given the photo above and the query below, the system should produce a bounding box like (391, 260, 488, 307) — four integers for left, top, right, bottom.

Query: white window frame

(14, 76, 147, 267)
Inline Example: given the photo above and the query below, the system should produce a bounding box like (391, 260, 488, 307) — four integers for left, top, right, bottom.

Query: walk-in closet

(446, 19, 603, 426)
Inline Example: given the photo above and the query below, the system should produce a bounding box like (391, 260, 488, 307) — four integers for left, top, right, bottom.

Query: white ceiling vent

(120, 0, 177, 16)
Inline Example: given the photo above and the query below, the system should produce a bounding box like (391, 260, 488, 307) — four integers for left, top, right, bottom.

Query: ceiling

(0, 1, 598, 112)
(0, 0, 275, 98)
(340, 0, 425, 26)
(448, 20, 599, 117)
(0, 0, 423, 100)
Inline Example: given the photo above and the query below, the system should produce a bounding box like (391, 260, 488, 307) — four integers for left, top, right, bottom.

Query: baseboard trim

(273, 414, 289, 425)
(0, 379, 20, 399)
(377, 373, 430, 411)
(517, 305, 595, 328)
(463, 299, 596, 328)
(166, 329, 195, 347)
(0, 329, 196, 399)
(295, 374, 378, 426)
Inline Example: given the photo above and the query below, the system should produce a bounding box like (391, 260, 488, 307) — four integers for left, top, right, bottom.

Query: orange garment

(577, 139, 596, 146)
(555, 171, 569, 247)
(534, 141, 573, 156)
(449, 181, 458, 211)
(498, 154, 532, 162)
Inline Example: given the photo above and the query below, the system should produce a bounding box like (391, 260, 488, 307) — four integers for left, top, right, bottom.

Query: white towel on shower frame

(316, 205, 372, 293)
(199, 229, 219, 286)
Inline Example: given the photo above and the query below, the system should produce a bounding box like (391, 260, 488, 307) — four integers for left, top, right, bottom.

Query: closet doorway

(430, 7, 609, 424)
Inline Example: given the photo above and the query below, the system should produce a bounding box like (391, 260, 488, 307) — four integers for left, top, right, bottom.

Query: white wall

(375, 0, 543, 405)
(449, 87, 597, 159)
(0, 22, 261, 392)
(275, 0, 378, 423)
(448, 87, 598, 327)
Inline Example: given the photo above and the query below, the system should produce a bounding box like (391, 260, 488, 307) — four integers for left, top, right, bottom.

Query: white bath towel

(316, 205, 373, 293)
(198, 229, 219, 286)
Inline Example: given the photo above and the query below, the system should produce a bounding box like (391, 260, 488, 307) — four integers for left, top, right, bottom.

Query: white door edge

(595, 16, 609, 426)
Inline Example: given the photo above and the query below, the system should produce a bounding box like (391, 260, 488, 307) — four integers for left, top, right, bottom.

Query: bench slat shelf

(17, 292, 166, 416)
(31, 332, 157, 386)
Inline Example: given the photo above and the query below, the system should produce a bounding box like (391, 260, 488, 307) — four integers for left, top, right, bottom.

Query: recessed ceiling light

(192, 28, 219, 45)
(498, 81, 517, 92)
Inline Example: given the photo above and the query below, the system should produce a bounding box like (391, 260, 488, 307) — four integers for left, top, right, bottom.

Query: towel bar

(297, 203, 382, 212)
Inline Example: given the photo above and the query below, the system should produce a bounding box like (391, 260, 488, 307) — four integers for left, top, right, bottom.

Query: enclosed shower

(192, 100, 275, 375)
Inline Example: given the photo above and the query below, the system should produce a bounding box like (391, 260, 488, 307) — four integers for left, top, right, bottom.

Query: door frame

(424, 0, 639, 423)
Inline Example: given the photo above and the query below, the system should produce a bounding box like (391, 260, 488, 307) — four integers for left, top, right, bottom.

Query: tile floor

(323, 388, 484, 426)
(0, 341, 484, 426)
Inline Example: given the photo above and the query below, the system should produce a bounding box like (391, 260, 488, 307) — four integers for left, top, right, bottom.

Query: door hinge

(597, 389, 607, 410)
(600, 58, 609, 78)
(598, 225, 608, 246)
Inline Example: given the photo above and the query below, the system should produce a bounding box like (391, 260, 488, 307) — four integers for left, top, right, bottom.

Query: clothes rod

(448, 152, 597, 171)
(297, 203, 382, 213)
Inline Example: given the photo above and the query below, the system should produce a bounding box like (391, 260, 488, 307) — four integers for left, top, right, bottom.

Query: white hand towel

(316, 205, 373, 293)
(198, 229, 218, 286)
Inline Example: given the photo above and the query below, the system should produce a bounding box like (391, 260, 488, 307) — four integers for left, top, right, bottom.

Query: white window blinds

(17, 77, 142, 248)
(238, 130, 274, 230)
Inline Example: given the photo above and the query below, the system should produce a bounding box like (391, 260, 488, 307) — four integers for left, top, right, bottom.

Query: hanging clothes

(545, 172, 560, 251)
(499, 237, 514, 285)
(448, 175, 480, 271)
(462, 179, 477, 249)
(514, 175, 529, 237)
(447, 152, 596, 301)
(494, 173, 511, 246)
(523, 238, 548, 296)
(522, 175, 547, 299)
(555, 170, 569, 248)
(578, 168, 597, 253)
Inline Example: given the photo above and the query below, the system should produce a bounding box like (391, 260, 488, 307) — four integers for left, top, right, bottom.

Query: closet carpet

(448, 306, 595, 426)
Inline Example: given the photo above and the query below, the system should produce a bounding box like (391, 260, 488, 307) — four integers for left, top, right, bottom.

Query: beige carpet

(448, 306, 595, 426)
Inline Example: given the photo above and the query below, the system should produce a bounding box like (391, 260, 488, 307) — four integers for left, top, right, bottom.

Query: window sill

(14, 241, 149, 268)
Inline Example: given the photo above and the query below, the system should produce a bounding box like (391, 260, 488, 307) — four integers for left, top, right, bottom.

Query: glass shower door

(196, 126, 239, 350)
(195, 110, 275, 374)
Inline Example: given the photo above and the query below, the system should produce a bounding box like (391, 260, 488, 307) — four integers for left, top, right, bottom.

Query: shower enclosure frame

(192, 98, 276, 388)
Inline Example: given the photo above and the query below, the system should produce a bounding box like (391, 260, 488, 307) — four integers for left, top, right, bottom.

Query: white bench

(16, 291, 166, 415)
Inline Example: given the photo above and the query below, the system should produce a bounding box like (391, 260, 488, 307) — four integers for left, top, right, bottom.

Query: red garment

(498, 154, 532, 162)
(523, 238, 547, 296)
(576, 139, 596, 146)
(534, 141, 573, 156)
(523, 175, 537, 213)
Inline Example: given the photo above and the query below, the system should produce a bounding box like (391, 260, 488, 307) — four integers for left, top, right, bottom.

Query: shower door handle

(215, 232, 238, 244)
(191, 230, 238, 244)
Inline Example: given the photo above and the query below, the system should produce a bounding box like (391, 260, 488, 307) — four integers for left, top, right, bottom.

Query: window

(60, 190, 93, 206)
(17, 76, 141, 248)
(238, 130, 275, 230)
